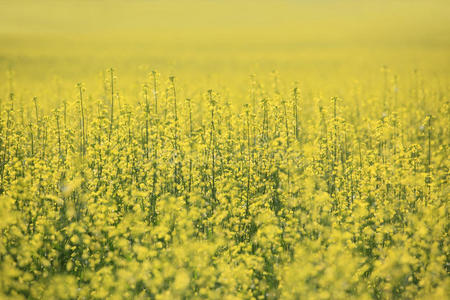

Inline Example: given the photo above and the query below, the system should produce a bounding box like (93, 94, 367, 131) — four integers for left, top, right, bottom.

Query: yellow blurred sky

(0, 0, 449, 44)
(0, 0, 448, 96)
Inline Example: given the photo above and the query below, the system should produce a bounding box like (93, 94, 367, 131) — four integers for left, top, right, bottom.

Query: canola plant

(0, 0, 448, 299)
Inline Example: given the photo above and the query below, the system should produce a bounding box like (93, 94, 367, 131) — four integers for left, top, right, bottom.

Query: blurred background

(0, 0, 449, 104)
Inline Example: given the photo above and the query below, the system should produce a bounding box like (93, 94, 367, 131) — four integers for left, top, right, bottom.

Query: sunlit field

(0, 0, 449, 299)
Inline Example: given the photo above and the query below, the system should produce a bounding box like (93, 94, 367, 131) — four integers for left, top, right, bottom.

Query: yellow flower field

(0, 0, 449, 299)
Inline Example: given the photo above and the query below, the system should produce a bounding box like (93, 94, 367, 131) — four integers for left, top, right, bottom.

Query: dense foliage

(0, 68, 448, 299)
(1, 0, 449, 299)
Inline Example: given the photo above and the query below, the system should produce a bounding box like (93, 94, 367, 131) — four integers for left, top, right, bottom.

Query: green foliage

(0, 68, 448, 299)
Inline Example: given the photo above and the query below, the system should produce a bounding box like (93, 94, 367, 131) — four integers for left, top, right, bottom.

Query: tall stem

(109, 68, 114, 143)
(209, 90, 216, 202)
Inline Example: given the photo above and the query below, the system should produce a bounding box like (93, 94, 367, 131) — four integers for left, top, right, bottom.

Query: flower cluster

(0, 69, 448, 299)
